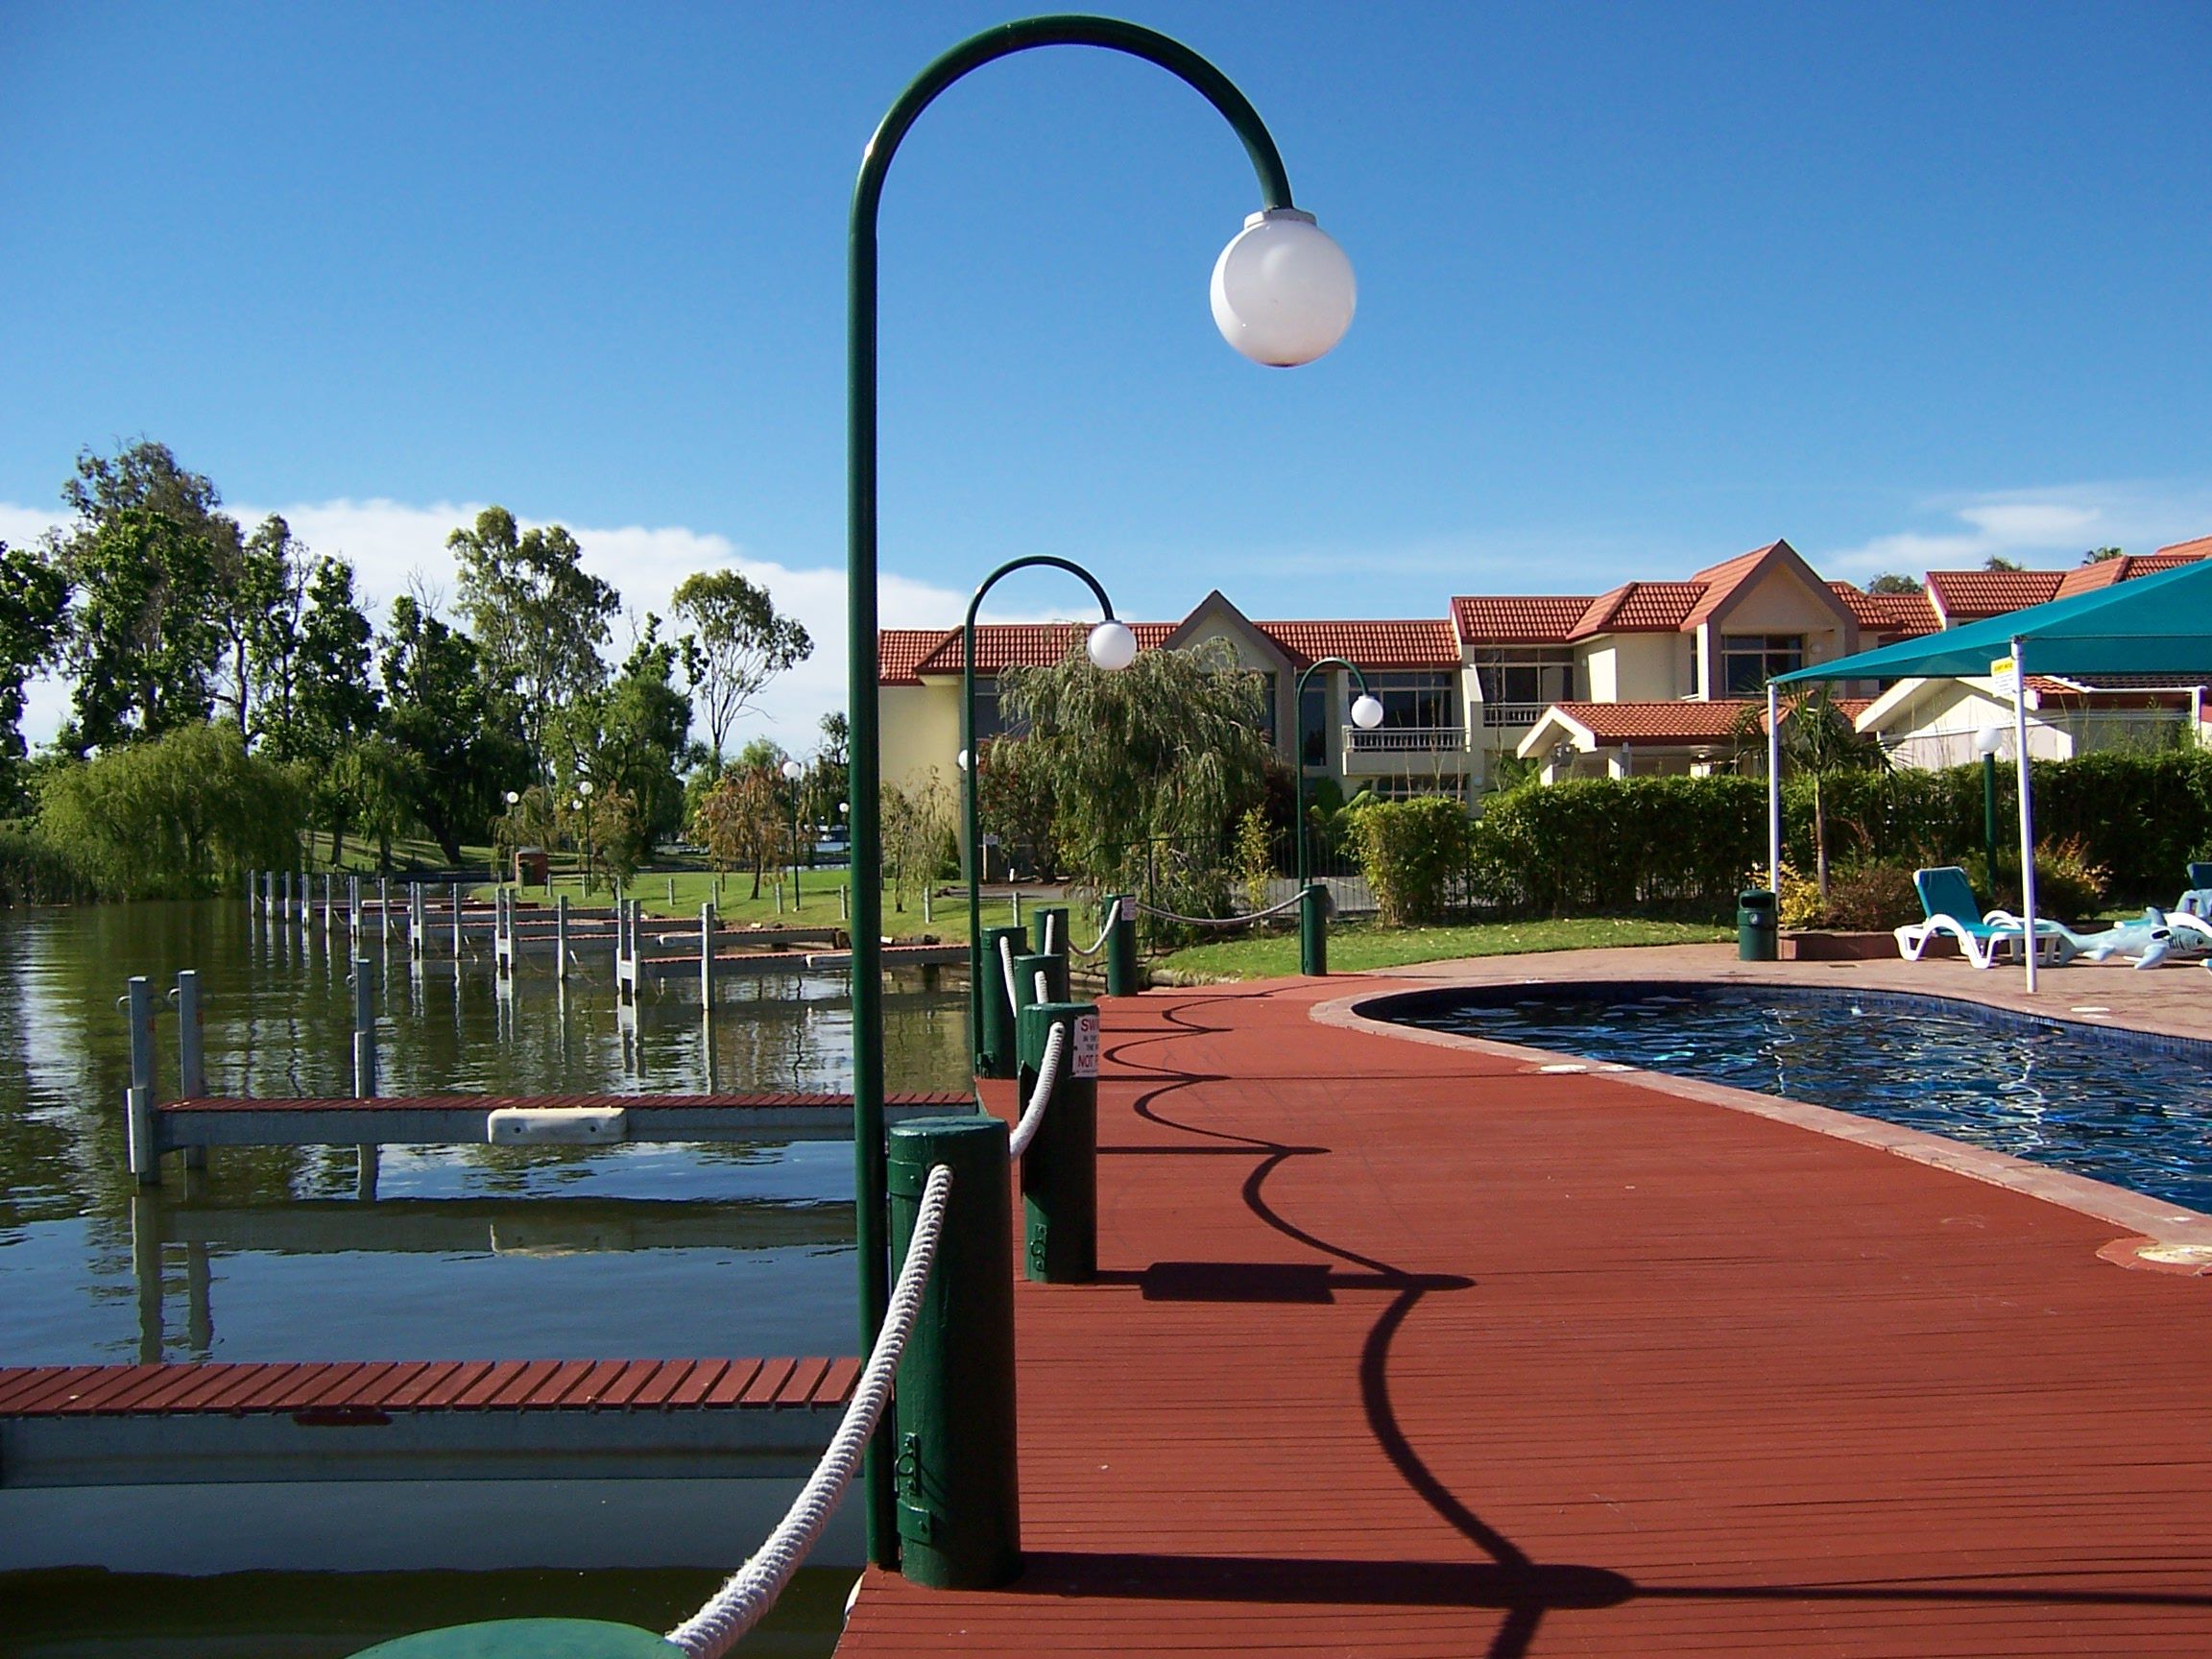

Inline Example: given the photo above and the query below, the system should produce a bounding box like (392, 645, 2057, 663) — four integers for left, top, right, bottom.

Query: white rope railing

(998, 931, 1020, 1014)
(665, 1162, 956, 1659)
(1041, 910, 1058, 956)
(1006, 1018, 1069, 1162)
(1067, 897, 1121, 959)
(1128, 888, 1310, 929)
(1032, 968, 1049, 1005)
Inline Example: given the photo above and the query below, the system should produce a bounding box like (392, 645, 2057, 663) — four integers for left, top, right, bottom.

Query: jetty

(839, 966, 2212, 1655)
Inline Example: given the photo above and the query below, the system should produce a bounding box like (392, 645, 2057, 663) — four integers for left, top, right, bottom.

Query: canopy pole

(2011, 636, 2038, 995)
(1766, 681, 1782, 894)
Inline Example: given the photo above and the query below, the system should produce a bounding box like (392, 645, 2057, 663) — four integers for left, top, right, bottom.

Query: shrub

(1988, 836, 2108, 923)
(1818, 861, 1923, 930)
(1349, 796, 1471, 926)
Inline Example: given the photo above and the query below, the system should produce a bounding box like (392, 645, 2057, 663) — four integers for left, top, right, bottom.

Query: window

(1368, 672, 1455, 730)
(1299, 677, 1328, 767)
(1476, 652, 1575, 725)
(1720, 635, 1803, 695)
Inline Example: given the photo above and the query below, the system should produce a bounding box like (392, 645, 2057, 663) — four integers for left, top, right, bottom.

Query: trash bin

(514, 847, 549, 886)
(1737, 888, 1778, 962)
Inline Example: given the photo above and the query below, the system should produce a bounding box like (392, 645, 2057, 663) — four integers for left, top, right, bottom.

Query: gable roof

(1924, 569, 2066, 624)
(1830, 584, 1941, 636)
(1256, 619, 1460, 669)
(1573, 582, 1704, 635)
(879, 629, 945, 685)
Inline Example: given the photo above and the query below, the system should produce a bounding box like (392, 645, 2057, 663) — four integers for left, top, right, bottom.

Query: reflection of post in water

(617, 994, 639, 1077)
(131, 1190, 163, 1363)
(701, 998, 718, 1094)
(184, 1237, 213, 1355)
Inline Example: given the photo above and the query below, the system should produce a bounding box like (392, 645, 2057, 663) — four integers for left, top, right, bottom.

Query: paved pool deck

(839, 946, 2212, 1656)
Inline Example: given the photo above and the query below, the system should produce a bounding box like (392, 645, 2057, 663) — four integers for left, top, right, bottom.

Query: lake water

(0, 895, 970, 1657)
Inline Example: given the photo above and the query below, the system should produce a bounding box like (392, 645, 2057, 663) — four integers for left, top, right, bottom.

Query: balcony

(1479, 702, 1549, 729)
(1342, 725, 1470, 755)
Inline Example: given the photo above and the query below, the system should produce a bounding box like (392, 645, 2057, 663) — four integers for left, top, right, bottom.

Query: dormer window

(1720, 634, 1803, 695)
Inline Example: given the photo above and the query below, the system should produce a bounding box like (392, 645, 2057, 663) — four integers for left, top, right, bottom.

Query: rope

(1042, 911, 1058, 955)
(665, 1161, 955, 1659)
(1033, 969, 1048, 1006)
(998, 931, 1020, 1014)
(1128, 889, 1310, 928)
(1006, 1019, 1069, 1161)
(1067, 898, 1121, 959)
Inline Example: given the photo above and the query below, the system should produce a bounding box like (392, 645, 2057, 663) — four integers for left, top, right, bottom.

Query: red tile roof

(1680, 541, 1789, 630)
(878, 630, 944, 685)
(1542, 701, 1762, 743)
(907, 622, 1176, 677)
(1829, 584, 1940, 635)
(2154, 536, 2212, 559)
(1574, 582, 1704, 635)
(1450, 596, 1590, 644)
(1254, 620, 1460, 669)
(1924, 570, 2064, 623)
(2054, 552, 2203, 598)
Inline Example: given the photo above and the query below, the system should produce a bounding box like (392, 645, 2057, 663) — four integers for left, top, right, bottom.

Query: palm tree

(1734, 686, 1889, 903)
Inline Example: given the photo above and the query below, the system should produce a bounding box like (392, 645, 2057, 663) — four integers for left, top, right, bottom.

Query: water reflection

(0, 897, 969, 1366)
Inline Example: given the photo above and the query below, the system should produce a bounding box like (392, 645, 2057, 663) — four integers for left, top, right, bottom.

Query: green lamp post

(1293, 657, 1382, 974)
(962, 556, 1135, 1076)
(847, 15, 1354, 1568)
(781, 757, 805, 906)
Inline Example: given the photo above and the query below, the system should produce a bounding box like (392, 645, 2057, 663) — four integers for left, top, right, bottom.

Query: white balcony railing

(1479, 702, 1549, 729)
(1343, 725, 1470, 755)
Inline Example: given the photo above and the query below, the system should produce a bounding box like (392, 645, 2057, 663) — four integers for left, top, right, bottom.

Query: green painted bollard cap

(350, 1619, 685, 1658)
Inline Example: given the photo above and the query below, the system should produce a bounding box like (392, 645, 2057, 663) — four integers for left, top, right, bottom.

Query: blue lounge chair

(1893, 866, 2075, 970)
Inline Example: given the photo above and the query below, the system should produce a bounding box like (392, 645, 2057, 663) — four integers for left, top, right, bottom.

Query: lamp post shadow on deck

(1293, 657, 1383, 974)
(848, 13, 1352, 1574)
(962, 557, 1135, 1080)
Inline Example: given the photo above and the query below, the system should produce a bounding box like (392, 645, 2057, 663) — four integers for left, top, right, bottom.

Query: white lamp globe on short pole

(1086, 618, 1140, 672)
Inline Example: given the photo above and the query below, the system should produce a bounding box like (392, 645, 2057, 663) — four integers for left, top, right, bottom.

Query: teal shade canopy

(350, 1619, 684, 1659)
(1774, 559, 2212, 684)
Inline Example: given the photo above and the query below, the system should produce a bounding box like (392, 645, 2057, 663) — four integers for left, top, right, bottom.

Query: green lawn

(470, 866, 1019, 943)
(1155, 916, 1731, 980)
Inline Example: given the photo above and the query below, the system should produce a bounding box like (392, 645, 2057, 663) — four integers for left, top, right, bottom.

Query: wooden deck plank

(771, 1357, 830, 1407)
(813, 1356, 860, 1406)
(840, 974, 2212, 1658)
(703, 1360, 764, 1407)
(737, 1358, 795, 1406)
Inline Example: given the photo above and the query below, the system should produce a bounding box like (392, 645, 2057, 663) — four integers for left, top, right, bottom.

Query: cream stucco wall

(1580, 634, 1681, 701)
(878, 683, 961, 797)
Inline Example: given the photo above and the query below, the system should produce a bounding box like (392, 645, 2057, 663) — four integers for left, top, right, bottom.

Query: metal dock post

(123, 975, 159, 1185)
(174, 969, 206, 1170)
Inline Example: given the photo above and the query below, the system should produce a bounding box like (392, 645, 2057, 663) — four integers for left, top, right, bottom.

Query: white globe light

(1351, 693, 1384, 731)
(578, 779, 594, 797)
(1975, 724, 2006, 757)
(1087, 618, 1139, 672)
(1211, 207, 1356, 368)
(956, 749, 970, 772)
(781, 758, 803, 781)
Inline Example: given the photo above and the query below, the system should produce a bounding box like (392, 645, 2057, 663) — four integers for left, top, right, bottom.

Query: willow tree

(992, 633, 1270, 923)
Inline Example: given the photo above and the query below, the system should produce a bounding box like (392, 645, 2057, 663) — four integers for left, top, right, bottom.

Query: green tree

(36, 722, 304, 898)
(380, 594, 528, 862)
(239, 515, 315, 748)
(330, 733, 426, 873)
(447, 507, 618, 765)
(1983, 555, 2026, 572)
(689, 761, 784, 897)
(1735, 686, 1888, 903)
(553, 614, 696, 849)
(669, 569, 811, 765)
(993, 634, 1270, 921)
(2081, 546, 2126, 565)
(0, 541, 70, 810)
(56, 442, 238, 754)
(1864, 572, 1925, 594)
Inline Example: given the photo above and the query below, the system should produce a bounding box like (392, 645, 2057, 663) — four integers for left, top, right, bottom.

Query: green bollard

(976, 924, 1027, 1079)
(1300, 881, 1330, 976)
(1029, 903, 1070, 960)
(1011, 950, 1067, 1019)
(888, 1115, 1021, 1589)
(1104, 894, 1141, 997)
(1016, 999, 1099, 1284)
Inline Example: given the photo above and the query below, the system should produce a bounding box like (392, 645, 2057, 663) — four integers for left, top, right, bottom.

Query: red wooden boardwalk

(159, 1091, 973, 1116)
(840, 975, 2212, 1657)
(0, 1356, 858, 1419)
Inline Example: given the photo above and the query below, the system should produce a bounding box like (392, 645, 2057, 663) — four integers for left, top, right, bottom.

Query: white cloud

(1823, 484, 2212, 579)
(1, 496, 1089, 757)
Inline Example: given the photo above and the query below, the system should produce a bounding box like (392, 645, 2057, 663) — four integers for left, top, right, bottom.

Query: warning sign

(1071, 1013, 1100, 1079)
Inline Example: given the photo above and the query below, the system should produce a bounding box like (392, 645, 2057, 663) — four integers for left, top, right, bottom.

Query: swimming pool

(1381, 981, 2212, 1213)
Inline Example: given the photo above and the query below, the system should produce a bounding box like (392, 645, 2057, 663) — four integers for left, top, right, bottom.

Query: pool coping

(1316, 974, 2212, 1273)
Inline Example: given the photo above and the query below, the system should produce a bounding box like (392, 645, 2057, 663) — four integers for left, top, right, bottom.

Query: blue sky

(3, 1, 2207, 752)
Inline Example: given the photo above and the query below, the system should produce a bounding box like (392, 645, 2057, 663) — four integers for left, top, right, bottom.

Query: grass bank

(1155, 916, 1730, 980)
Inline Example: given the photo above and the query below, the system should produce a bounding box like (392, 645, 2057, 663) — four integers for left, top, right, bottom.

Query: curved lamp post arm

(1292, 656, 1376, 893)
(847, 16, 1309, 1572)
(962, 555, 1119, 1073)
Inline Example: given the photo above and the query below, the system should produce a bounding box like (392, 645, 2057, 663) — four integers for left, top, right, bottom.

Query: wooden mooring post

(700, 901, 717, 1003)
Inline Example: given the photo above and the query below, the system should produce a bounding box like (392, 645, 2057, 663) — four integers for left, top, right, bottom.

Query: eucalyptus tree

(447, 506, 618, 767)
(552, 614, 697, 849)
(380, 593, 528, 863)
(55, 443, 239, 753)
(669, 568, 811, 767)
(0, 541, 69, 808)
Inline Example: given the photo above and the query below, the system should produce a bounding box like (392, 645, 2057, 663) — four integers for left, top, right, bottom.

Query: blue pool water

(1386, 982, 2212, 1214)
